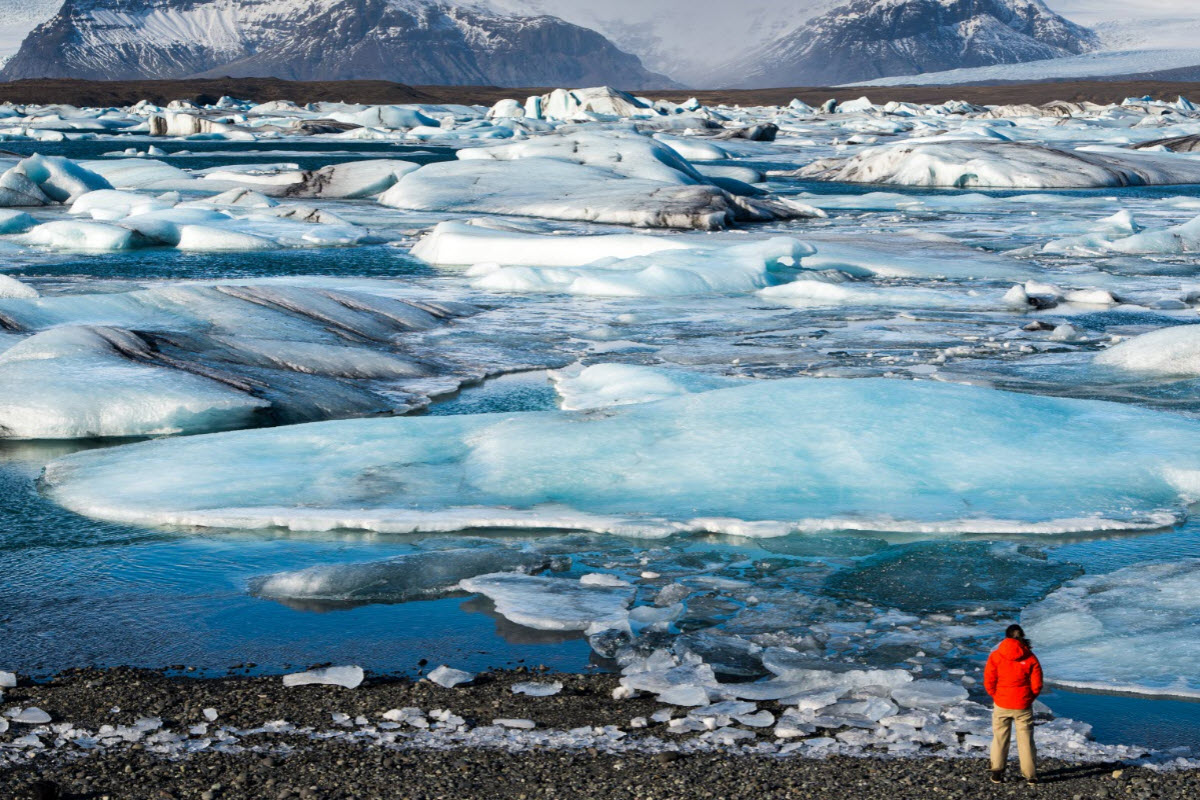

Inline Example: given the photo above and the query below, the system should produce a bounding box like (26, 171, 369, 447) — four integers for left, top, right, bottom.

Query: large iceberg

(0, 326, 268, 439)
(380, 132, 819, 229)
(40, 379, 1200, 536)
(1023, 559, 1200, 699)
(798, 141, 1200, 188)
(0, 281, 476, 438)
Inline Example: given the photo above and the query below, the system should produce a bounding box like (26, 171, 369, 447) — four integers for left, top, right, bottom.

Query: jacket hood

(996, 637, 1032, 661)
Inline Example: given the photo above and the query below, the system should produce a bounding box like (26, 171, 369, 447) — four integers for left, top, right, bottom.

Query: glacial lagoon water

(4, 118, 1200, 759)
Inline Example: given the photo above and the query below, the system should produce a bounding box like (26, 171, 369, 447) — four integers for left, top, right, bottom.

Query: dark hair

(1006, 624, 1032, 648)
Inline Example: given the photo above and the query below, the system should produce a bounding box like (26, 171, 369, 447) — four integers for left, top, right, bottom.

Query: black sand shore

(0, 668, 1195, 800)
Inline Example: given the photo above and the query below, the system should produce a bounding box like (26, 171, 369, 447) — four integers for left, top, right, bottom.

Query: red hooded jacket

(985, 637, 1043, 710)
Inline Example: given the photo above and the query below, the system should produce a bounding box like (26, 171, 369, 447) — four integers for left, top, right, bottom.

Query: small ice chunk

(202, 708, 218, 722)
(282, 665, 364, 689)
(579, 572, 632, 587)
(1049, 323, 1081, 342)
(690, 700, 757, 718)
(7, 707, 51, 724)
(735, 710, 776, 728)
(705, 726, 755, 745)
(891, 680, 969, 709)
(657, 684, 712, 706)
(0, 671, 16, 688)
(493, 718, 536, 729)
(428, 665, 475, 688)
(511, 681, 562, 697)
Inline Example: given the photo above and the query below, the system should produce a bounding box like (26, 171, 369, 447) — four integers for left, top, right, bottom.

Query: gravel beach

(1, 668, 1195, 800)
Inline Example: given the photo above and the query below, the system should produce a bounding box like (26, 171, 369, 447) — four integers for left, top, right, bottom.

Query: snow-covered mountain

(482, 0, 842, 87)
(0, 0, 669, 86)
(713, 0, 1100, 88)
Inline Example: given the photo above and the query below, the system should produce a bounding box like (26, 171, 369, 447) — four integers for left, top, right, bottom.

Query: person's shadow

(1037, 761, 1126, 783)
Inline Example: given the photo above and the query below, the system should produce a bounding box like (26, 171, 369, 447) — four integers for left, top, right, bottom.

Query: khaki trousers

(990, 705, 1037, 779)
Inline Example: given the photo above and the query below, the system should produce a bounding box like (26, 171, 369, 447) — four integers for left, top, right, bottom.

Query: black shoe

(1026, 778, 1039, 787)
(990, 772, 1004, 784)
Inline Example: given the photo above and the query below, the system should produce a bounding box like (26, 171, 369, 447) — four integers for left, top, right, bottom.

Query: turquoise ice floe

(40, 377, 1200, 537)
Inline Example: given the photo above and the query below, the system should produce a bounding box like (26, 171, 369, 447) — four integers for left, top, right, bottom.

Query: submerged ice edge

(31, 502, 1188, 539)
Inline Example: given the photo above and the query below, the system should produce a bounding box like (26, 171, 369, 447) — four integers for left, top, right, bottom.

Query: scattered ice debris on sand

(1024, 559, 1200, 699)
(42, 378, 1200, 536)
(0, 667, 1193, 772)
(282, 666, 364, 689)
(427, 666, 476, 689)
(511, 681, 564, 697)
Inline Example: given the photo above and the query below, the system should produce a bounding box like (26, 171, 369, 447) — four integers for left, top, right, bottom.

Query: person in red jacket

(985, 624, 1044, 785)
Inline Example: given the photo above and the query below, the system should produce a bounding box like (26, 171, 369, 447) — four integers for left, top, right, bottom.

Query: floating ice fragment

(0, 671, 15, 688)
(427, 665, 475, 688)
(460, 573, 633, 631)
(0, 210, 37, 234)
(21, 220, 136, 251)
(466, 237, 816, 297)
(552, 364, 740, 410)
(411, 220, 693, 267)
(252, 549, 557, 605)
(10, 155, 113, 202)
(282, 665, 364, 689)
(1096, 326, 1200, 377)
(579, 573, 632, 587)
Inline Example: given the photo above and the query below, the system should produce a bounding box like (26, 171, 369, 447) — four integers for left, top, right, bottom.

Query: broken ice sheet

(825, 541, 1082, 614)
(458, 573, 633, 632)
(1024, 559, 1200, 699)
